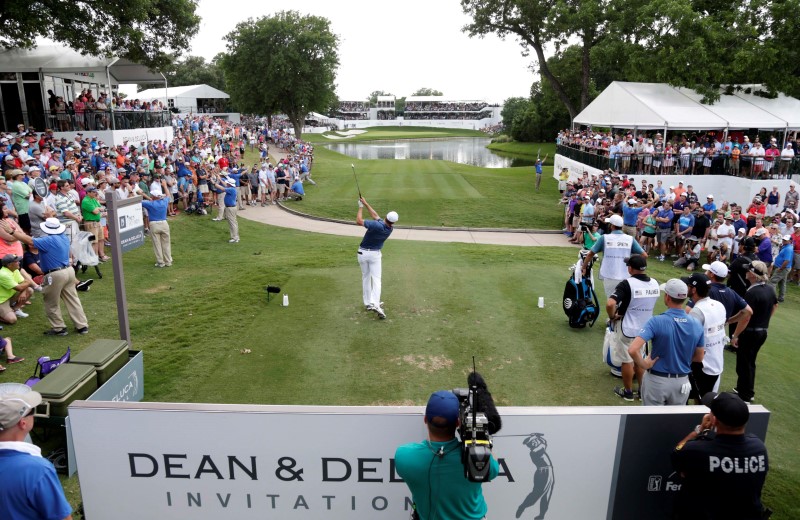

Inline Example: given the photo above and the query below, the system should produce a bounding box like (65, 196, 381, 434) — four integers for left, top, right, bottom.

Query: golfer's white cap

(386, 211, 399, 223)
(605, 214, 623, 227)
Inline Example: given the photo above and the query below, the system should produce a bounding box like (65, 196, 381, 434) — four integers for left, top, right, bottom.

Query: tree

(140, 54, 227, 92)
(411, 88, 443, 96)
(220, 11, 339, 139)
(500, 97, 530, 129)
(0, 0, 200, 70)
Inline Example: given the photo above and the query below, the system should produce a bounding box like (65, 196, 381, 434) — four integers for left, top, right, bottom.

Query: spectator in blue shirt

(702, 195, 716, 219)
(769, 235, 794, 301)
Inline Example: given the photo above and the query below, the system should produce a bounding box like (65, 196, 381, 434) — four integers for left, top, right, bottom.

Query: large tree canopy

(1, 0, 200, 70)
(462, 0, 800, 121)
(148, 54, 227, 92)
(220, 11, 339, 139)
(411, 88, 443, 96)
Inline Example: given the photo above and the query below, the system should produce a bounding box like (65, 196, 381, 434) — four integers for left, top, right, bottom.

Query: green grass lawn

(4, 132, 796, 517)
(487, 140, 556, 159)
(277, 146, 565, 229)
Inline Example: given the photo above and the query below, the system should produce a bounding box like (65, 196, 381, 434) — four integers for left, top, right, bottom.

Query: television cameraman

(395, 378, 500, 520)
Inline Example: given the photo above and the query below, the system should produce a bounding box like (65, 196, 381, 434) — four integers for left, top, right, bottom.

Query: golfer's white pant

(358, 249, 382, 307)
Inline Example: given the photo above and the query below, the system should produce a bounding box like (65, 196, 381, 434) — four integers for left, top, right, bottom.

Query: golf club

(351, 163, 362, 198)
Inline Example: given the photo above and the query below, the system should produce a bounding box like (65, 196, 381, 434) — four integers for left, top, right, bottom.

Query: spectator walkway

(238, 204, 574, 247)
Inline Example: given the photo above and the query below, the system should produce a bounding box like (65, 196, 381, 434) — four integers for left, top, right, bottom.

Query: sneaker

(375, 307, 386, 319)
(33, 285, 43, 292)
(365, 304, 375, 311)
(155, 263, 165, 268)
(14, 309, 29, 318)
(76, 279, 93, 292)
(76, 326, 89, 335)
(212, 218, 222, 221)
(658, 255, 665, 262)
(614, 386, 634, 401)
(229, 238, 240, 243)
(6, 356, 24, 364)
(43, 328, 68, 336)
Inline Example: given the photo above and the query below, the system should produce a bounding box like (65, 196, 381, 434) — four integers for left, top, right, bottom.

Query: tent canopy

(0, 45, 164, 84)
(574, 81, 798, 131)
(136, 84, 230, 101)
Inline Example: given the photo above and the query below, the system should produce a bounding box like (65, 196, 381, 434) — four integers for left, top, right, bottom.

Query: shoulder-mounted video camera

(451, 364, 502, 482)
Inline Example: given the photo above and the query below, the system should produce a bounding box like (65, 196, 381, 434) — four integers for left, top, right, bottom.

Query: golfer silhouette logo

(516, 433, 555, 519)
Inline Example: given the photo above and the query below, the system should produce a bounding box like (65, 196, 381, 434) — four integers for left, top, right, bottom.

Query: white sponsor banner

(115, 203, 145, 252)
(554, 154, 606, 181)
(68, 402, 768, 520)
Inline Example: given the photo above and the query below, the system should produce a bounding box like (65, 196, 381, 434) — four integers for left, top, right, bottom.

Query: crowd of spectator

(404, 110, 493, 120)
(338, 101, 367, 112)
(47, 89, 169, 132)
(405, 101, 488, 112)
(557, 129, 799, 179)
(0, 114, 316, 337)
(560, 170, 800, 299)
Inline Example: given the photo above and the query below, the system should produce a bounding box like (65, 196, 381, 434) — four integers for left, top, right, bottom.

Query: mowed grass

(282, 146, 564, 229)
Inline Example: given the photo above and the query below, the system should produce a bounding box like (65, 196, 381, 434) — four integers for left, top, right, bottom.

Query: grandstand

(404, 96, 493, 120)
(336, 100, 368, 120)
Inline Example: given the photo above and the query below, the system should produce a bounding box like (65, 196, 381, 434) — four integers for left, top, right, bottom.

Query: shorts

(642, 230, 656, 238)
(0, 298, 14, 316)
(610, 324, 638, 365)
(250, 185, 258, 195)
(199, 184, 209, 194)
(657, 229, 671, 243)
(83, 221, 102, 243)
(277, 183, 287, 194)
(794, 252, 800, 268)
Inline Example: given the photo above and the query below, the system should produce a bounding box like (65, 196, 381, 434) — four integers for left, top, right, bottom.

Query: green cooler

(71, 339, 129, 386)
(33, 364, 97, 418)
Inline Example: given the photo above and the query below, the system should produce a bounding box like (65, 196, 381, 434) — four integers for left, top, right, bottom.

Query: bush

(491, 134, 513, 144)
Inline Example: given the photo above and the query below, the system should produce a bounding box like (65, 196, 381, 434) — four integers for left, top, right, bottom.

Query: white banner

(68, 402, 769, 520)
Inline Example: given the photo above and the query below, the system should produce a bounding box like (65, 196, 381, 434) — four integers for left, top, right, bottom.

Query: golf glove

(358, 200, 364, 208)
(681, 382, 691, 395)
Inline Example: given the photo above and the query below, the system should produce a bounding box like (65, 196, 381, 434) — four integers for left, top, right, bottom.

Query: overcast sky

(184, 0, 536, 104)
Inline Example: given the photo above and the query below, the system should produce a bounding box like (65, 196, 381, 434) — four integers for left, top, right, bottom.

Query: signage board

(68, 402, 769, 520)
(116, 202, 145, 252)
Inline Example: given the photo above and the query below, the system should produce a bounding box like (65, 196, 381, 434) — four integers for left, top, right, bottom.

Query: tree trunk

(288, 113, 303, 140)
(530, 34, 578, 120)
(580, 32, 592, 111)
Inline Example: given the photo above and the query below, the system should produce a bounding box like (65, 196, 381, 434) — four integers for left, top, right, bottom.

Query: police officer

(628, 279, 705, 405)
(671, 391, 769, 519)
(607, 254, 660, 401)
(582, 214, 646, 299)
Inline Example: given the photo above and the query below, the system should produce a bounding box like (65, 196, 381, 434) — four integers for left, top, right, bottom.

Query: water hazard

(323, 138, 535, 168)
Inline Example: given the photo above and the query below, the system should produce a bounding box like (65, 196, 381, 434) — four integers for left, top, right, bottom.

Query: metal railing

(556, 144, 798, 179)
(4, 109, 172, 133)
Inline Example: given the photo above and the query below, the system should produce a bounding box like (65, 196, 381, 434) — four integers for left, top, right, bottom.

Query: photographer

(395, 380, 500, 520)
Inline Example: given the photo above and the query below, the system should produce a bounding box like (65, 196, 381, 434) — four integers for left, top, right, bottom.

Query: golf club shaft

(351, 164, 362, 198)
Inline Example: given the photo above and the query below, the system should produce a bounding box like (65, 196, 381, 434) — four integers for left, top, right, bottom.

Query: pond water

(323, 137, 536, 168)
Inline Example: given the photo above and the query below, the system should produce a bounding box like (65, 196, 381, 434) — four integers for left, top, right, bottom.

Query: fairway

(336, 169, 482, 200)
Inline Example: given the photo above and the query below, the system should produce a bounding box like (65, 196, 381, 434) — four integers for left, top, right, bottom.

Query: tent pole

(106, 64, 116, 132)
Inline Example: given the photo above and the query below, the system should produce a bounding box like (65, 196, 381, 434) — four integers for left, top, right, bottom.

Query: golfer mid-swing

(356, 197, 398, 319)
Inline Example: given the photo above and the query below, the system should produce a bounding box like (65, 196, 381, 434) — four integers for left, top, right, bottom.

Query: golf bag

(563, 249, 600, 328)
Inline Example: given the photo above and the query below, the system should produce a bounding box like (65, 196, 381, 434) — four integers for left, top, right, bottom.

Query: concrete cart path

(237, 204, 576, 247)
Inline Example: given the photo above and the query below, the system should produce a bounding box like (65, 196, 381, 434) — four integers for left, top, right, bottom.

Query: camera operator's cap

(681, 272, 710, 288)
(605, 214, 624, 227)
(624, 254, 647, 271)
(659, 278, 688, 299)
(0, 391, 41, 431)
(1, 253, 21, 266)
(425, 391, 459, 427)
(702, 261, 729, 278)
(701, 391, 749, 427)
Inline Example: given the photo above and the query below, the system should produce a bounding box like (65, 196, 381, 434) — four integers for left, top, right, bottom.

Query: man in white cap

(1, 218, 89, 335)
(582, 213, 646, 299)
(356, 197, 398, 319)
(628, 278, 705, 406)
(0, 391, 73, 520)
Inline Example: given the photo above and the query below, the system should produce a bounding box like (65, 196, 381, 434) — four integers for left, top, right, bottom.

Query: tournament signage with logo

(116, 203, 145, 252)
(68, 403, 769, 520)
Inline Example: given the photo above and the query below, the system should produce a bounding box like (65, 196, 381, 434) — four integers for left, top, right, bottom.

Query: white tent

(135, 84, 229, 112)
(729, 85, 800, 130)
(573, 81, 797, 131)
(0, 45, 164, 84)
